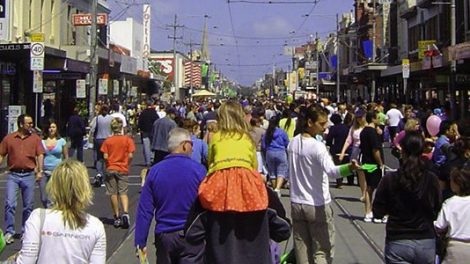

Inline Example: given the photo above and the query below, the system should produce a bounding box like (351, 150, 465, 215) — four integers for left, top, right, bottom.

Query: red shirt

(0, 131, 45, 170)
(100, 135, 135, 174)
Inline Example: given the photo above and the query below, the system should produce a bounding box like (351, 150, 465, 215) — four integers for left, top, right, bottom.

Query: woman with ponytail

(373, 131, 441, 264)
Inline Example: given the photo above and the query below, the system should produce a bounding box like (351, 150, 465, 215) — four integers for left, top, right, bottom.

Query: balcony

(417, 0, 433, 8)
(400, 6, 418, 19)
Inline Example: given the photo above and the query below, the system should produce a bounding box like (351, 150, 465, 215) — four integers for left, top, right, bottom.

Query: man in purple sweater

(135, 127, 206, 264)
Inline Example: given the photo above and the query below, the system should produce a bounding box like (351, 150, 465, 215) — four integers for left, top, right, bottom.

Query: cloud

(252, 16, 292, 37)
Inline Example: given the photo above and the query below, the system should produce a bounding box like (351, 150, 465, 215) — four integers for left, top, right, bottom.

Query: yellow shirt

(279, 118, 297, 139)
(207, 132, 257, 175)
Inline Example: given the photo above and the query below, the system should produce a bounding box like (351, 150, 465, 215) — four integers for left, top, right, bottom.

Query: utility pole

(371, 0, 377, 102)
(315, 32, 320, 97)
(449, 0, 456, 120)
(336, 13, 341, 103)
(167, 15, 183, 99)
(89, 0, 98, 120)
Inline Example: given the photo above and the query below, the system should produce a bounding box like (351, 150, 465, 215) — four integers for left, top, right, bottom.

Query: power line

(227, 1, 241, 81)
(228, 0, 319, 3)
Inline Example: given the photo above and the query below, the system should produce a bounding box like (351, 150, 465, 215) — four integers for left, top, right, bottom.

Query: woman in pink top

(339, 109, 367, 201)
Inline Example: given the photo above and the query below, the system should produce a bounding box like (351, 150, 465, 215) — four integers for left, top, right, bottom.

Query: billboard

(142, 5, 151, 58)
(72, 13, 108, 26)
(149, 58, 175, 81)
(0, 0, 8, 41)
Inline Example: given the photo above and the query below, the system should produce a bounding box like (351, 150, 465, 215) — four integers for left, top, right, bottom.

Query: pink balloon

(426, 115, 441, 136)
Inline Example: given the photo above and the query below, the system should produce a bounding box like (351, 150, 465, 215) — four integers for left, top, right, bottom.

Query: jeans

(94, 138, 106, 176)
(142, 136, 152, 167)
(266, 150, 288, 180)
(4, 172, 36, 235)
(384, 238, 435, 264)
(38, 171, 53, 208)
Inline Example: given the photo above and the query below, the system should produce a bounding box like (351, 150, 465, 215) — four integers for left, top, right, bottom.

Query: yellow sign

(418, 40, 436, 59)
(402, 59, 409, 65)
(30, 33, 45, 42)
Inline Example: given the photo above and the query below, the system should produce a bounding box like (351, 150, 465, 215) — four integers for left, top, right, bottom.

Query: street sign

(72, 13, 108, 26)
(30, 33, 45, 71)
(402, 59, 410, 79)
(76, 79, 86, 98)
(418, 40, 436, 59)
(33, 70, 43, 93)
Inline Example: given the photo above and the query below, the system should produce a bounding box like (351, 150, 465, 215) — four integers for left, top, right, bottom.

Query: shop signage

(418, 40, 436, 59)
(113, 80, 119, 96)
(455, 74, 470, 84)
(76, 79, 86, 98)
(142, 5, 151, 58)
(72, 13, 108, 26)
(0, 62, 15, 75)
(98, 78, 108, 95)
(0, 44, 29, 51)
(0, 0, 8, 41)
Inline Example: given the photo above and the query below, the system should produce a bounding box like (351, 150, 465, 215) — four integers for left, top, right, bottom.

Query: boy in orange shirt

(101, 118, 136, 228)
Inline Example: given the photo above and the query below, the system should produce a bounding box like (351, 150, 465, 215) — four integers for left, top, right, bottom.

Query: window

(425, 16, 438, 41)
(408, 25, 420, 52)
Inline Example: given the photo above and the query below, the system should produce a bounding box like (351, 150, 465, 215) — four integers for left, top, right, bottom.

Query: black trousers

(155, 231, 204, 264)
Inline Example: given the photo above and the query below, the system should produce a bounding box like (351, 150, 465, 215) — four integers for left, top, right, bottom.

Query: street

(0, 138, 399, 263)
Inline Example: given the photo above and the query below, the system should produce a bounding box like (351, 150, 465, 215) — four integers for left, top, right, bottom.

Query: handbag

(1, 209, 46, 264)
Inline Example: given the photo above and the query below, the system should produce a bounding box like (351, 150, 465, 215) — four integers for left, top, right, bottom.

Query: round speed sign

(31, 43, 45, 56)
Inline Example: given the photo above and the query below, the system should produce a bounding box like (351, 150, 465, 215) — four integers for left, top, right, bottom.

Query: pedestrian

(434, 166, 470, 263)
(360, 111, 385, 223)
(182, 119, 208, 166)
(151, 107, 177, 164)
(110, 103, 128, 134)
(66, 106, 86, 162)
(100, 118, 135, 229)
(339, 108, 368, 201)
(0, 114, 45, 245)
(288, 104, 360, 264)
(249, 116, 267, 179)
(189, 100, 289, 264)
(138, 99, 159, 167)
(373, 131, 441, 264)
(433, 120, 459, 167)
(279, 107, 297, 140)
(40, 119, 68, 208)
(262, 116, 289, 196)
(15, 159, 106, 263)
(385, 103, 403, 142)
(89, 104, 114, 186)
(325, 113, 351, 188)
(135, 128, 206, 264)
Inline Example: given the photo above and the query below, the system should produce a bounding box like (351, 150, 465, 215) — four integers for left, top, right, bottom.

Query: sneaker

(4, 233, 14, 244)
(382, 216, 388, 224)
(121, 213, 130, 229)
(113, 217, 121, 228)
(93, 174, 102, 187)
(373, 218, 383, 223)
(364, 212, 373, 223)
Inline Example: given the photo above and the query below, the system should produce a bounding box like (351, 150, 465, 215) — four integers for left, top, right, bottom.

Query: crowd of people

(0, 94, 469, 264)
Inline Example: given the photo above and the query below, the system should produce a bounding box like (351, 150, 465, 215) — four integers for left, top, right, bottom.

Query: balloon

(426, 115, 441, 136)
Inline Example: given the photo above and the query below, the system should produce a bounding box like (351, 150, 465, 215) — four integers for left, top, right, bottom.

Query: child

(434, 166, 470, 263)
(188, 100, 290, 264)
(101, 118, 135, 229)
(203, 120, 218, 145)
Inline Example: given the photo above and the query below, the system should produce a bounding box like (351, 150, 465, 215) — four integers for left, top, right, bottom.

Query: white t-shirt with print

(17, 209, 106, 264)
(434, 195, 470, 240)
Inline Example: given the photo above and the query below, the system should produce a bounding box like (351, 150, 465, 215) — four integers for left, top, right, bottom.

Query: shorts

(365, 168, 382, 188)
(266, 150, 288, 179)
(105, 171, 129, 195)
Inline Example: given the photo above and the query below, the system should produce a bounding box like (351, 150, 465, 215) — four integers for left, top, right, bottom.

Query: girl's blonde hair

(111, 117, 123, 134)
(47, 159, 93, 229)
(404, 118, 419, 132)
(217, 100, 251, 137)
(207, 121, 218, 133)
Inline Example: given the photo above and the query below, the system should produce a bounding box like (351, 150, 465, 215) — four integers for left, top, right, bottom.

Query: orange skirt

(198, 167, 268, 212)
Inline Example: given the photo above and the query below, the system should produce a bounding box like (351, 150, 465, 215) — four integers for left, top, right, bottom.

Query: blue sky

(108, 0, 354, 86)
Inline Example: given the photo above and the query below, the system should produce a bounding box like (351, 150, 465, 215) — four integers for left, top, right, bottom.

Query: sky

(107, 0, 354, 86)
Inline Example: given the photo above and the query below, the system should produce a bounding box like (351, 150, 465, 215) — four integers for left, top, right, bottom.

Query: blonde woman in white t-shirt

(16, 159, 106, 264)
(435, 167, 470, 263)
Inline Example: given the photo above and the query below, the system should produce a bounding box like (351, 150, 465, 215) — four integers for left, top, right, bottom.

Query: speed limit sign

(30, 43, 45, 57)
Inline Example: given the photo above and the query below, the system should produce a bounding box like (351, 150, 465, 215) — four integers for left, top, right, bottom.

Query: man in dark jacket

(138, 100, 159, 167)
(151, 107, 177, 164)
(67, 107, 86, 161)
(135, 128, 206, 264)
(185, 187, 291, 264)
